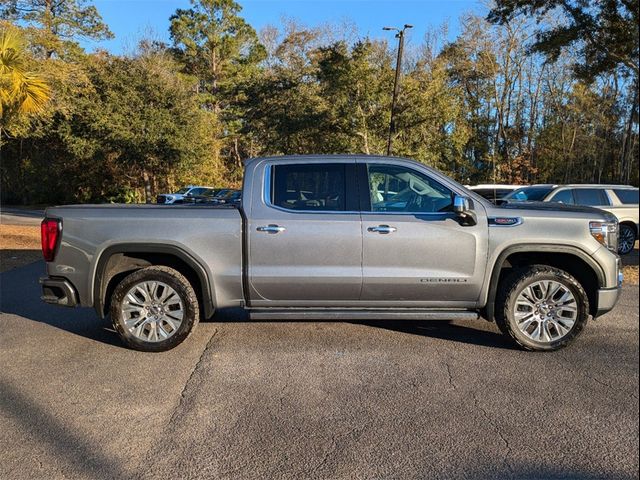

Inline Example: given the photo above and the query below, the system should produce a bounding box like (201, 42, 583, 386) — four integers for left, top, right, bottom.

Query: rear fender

(93, 244, 215, 319)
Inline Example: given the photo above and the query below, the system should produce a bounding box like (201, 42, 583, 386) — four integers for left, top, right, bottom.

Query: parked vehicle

(185, 188, 225, 204)
(213, 189, 241, 205)
(467, 184, 523, 203)
(156, 186, 213, 204)
(504, 184, 639, 255)
(41, 155, 622, 352)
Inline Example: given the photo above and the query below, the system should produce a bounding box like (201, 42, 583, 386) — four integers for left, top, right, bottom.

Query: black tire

(618, 224, 637, 255)
(110, 266, 199, 352)
(495, 265, 589, 351)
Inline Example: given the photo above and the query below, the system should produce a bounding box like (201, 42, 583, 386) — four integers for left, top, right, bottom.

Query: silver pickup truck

(40, 155, 623, 352)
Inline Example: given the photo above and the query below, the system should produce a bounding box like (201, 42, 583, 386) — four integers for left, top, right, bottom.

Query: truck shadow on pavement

(0, 261, 123, 348)
(2, 261, 513, 350)
(351, 319, 516, 349)
(215, 311, 516, 350)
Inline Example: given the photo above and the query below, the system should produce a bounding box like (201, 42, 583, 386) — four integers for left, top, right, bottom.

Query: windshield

(175, 187, 190, 194)
(505, 186, 554, 202)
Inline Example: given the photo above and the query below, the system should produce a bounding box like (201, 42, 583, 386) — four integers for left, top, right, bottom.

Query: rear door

(359, 160, 488, 307)
(247, 160, 363, 306)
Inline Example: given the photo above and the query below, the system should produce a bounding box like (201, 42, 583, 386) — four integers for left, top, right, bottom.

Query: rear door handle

(367, 225, 397, 234)
(257, 224, 286, 234)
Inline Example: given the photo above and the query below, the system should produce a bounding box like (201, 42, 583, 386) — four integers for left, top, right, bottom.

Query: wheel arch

(484, 245, 604, 321)
(93, 244, 215, 320)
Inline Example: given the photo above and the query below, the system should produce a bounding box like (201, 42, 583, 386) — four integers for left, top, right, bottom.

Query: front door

(360, 161, 488, 307)
(248, 160, 362, 306)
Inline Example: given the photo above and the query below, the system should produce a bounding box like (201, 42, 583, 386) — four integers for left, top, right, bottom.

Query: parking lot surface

(1, 261, 638, 479)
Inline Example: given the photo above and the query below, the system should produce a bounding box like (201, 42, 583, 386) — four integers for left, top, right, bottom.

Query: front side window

(549, 189, 575, 204)
(271, 163, 346, 211)
(574, 188, 610, 206)
(366, 164, 453, 213)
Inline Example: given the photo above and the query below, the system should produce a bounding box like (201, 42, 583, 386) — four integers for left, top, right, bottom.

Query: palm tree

(0, 24, 51, 138)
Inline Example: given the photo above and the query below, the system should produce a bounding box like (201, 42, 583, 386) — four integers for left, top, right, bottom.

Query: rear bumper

(40, 276, 78, 307)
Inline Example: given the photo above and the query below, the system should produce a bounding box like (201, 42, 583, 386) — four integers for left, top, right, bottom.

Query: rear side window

(548, 189, 574, 204)
(272, 163, 346, 211)
(573, 188, 610, 206)
(614, 189, 639, 205)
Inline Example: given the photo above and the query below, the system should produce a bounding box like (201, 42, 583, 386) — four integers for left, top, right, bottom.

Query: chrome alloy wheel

(513, 280, 577, 343)
(619, 225, 636, 255)
(120, 281, 184, 342)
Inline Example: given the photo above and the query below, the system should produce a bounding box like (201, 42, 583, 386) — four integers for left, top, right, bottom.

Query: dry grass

(0, 224, 638, 284)
(621, 242, 639, 285)
(0, 224, 42, 273)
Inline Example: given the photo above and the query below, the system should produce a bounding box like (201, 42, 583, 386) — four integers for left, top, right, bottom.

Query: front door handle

(257, 224, 286, 234)
(367, 225, 397, 234)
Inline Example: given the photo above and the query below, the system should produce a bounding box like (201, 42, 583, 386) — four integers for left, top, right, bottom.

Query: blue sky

(86, 0, 486, 53)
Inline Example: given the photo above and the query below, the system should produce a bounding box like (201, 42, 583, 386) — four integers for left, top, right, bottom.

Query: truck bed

(45, 203, 244, 313)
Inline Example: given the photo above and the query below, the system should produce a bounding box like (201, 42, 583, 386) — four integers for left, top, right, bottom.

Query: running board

(248, 309, 479, 321)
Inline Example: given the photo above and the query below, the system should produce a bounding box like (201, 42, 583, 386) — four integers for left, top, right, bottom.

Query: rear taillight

(41, 218, 61, 262)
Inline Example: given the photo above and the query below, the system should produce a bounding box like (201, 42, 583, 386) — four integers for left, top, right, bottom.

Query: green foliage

(1, 0, 113, 58)
(0, 22, 51, 135)
(1, 1, 638, 206)
(170, 0, 265, 181)
(487, 0, 639, 80)
(2, 42, 224, 204)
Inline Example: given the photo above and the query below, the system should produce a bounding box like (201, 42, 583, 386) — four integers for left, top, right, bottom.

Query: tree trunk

(620, 81, 638, 184)
(143, 169, 152, 204)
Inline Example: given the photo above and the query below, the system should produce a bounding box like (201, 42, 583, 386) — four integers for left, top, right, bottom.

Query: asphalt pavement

(0, 261, 638, 479)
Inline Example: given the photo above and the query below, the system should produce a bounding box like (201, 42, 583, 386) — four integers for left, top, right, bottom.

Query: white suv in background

(505, 184, 639, 254)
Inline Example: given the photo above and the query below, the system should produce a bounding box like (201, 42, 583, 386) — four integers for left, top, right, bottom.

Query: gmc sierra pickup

(40, 155, 623, 352)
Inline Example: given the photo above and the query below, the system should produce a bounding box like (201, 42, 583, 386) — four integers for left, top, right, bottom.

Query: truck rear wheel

(110, 266, 199, 352)
(495, 266, 589, 351)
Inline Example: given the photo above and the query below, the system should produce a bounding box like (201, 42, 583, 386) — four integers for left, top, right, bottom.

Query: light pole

(383, 24, 413, 156)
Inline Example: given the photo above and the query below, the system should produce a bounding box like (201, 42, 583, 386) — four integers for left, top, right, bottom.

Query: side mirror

(453, 195, 470, 214)
(453, 195, 477, 226)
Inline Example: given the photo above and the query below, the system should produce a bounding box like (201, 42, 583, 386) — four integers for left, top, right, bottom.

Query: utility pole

(383, 24, 413, 156)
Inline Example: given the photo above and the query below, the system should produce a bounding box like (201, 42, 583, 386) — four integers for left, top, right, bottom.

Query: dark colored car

(186, 188, 225, 204)
(213, 189, 241, 205)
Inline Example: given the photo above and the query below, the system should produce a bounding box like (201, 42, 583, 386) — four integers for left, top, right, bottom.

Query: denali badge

(489, 217, 523, 226)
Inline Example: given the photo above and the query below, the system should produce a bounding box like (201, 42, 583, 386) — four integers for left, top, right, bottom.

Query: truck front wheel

(495, 266, 589, 351)
(110, 266, 200, 352)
